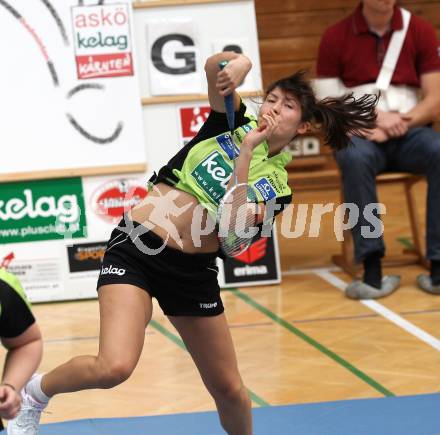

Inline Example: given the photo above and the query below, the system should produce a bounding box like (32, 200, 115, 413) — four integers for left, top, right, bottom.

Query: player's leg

(169, 314, 252, 435)
(7, 284, 152, 435)
(42, 283, 152, 395)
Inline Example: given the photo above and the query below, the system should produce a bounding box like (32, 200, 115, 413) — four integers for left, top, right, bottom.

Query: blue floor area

(40, 393, 440, 435)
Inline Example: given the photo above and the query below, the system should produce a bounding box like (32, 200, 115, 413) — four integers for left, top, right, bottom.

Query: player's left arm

(1, 323, 43, 393)
(0, 323, 42, 419)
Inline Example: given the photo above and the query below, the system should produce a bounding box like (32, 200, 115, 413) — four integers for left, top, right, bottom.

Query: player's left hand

(0, 384, 21, 420)
(242, 113, 279, 150)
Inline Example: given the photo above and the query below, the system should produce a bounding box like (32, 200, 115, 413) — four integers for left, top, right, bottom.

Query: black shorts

(97, 218, 224, 317)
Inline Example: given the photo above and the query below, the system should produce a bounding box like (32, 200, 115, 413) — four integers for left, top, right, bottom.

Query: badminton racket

(216, 60, 259, 257)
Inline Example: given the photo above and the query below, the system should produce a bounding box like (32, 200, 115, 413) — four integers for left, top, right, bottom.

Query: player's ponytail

(266, 71, 378, 150)
(312, 93, 378, 150)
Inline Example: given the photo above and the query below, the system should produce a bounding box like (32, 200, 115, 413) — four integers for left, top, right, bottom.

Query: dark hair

(265, 71, 378, 150)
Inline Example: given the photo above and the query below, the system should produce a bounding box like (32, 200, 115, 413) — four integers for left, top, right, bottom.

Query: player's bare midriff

(130, 182, 219, 254)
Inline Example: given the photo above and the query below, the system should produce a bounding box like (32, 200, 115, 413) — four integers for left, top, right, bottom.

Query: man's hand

(0, 384, 21, 419)
(365, 127, 389, 143)
(376, 110, 411, 138)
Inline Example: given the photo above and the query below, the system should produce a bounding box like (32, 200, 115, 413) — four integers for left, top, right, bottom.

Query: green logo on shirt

(191, 151, 233, 203)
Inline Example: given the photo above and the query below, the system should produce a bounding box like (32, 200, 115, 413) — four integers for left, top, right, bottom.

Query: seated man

(315, 0, 440, 299)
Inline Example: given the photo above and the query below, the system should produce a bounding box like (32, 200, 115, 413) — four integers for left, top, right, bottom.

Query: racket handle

(218, 60, 235, 132)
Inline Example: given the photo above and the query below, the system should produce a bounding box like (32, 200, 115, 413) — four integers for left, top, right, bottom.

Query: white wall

(134, 0, 262, 175)
(0, 0, 263, 302)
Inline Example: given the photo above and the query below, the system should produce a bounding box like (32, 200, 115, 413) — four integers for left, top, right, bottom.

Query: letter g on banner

(151, 34, 196, 74)
(147, 20, 202, 94)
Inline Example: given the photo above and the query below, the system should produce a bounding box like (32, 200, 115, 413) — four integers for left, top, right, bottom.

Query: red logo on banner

(179, 106, 211, 140)
(76, 53, 133, 79)
(0, 252, 15, 269)
(234, 238, 268, 264)
(92, 180, 148, 223)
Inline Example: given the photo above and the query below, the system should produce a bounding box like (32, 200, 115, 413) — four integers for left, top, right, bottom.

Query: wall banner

(217, 227, 281, 288)
(0, 245, 64, 303)
(72, 3, 134, 79)
(90, 178, 148, 224)
(178, 104, 211, 145)
(67, 241, 107, 273)
(146, 19, 202, 95)
(0, 178, 86, 244)
(0, 0, 146, 179)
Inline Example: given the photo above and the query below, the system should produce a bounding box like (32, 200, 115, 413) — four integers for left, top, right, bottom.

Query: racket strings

(218, 185, 258, 257)
(217, 60, 259, 257)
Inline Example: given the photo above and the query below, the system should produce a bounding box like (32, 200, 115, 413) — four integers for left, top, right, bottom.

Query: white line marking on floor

(282, 266, 340, 276)
(316, 271, 440, 352)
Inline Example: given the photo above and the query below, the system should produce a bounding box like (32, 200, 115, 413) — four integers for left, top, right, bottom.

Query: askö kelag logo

(72, 4, 134, 79)
(91, 179, 148, 223)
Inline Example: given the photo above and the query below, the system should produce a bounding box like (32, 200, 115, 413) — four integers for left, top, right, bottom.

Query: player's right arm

(204, 52, 252, 113)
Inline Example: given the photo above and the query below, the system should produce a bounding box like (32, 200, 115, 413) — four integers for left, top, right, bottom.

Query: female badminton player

(9, 51, 377, 435)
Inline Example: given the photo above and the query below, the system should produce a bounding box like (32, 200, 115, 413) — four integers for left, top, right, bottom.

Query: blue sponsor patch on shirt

(254, 178, 276, 201)
(216, 133, 240, 160)
(241, 124, 253, 134)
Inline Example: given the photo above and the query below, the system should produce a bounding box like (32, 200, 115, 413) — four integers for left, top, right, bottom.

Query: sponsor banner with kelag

(72, 3, 134, 79)
(0, 178, 86, 244)
(217, 227, 281, 287)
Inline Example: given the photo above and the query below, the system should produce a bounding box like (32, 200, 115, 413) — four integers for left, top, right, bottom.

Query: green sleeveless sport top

(151, 102, 293, 217)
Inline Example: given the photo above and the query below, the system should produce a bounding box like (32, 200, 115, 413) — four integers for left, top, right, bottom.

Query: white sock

(26, 373, 50, 404)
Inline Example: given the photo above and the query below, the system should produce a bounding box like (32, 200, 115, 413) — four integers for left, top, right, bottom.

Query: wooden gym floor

(2, 181, 440, 432)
